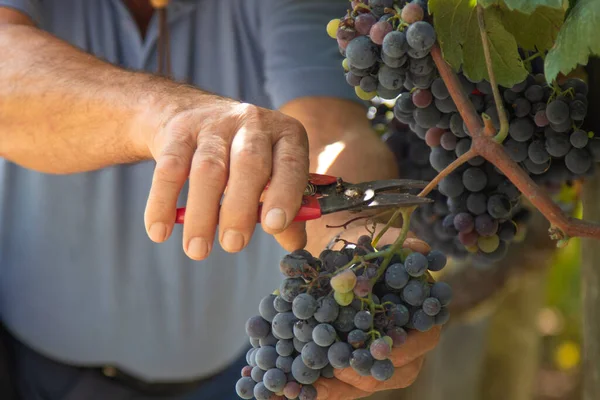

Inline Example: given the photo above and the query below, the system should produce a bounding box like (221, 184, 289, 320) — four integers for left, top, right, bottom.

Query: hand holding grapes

(314, 326, 441, 399)
(238, 220, 451, 400)
(311, 229, 443, 399)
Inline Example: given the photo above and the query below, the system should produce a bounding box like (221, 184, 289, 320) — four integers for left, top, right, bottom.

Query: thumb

(273, 221, 307, 252)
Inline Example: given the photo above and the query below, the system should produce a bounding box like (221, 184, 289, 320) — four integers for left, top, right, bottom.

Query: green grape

(478, 235, 500, 253)
(334, 290, 354, 306)
(331, 270, 357, 294)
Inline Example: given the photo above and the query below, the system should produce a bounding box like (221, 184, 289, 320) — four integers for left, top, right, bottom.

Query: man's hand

(0, 12, 311, 260)
(143, 100, 310, 260)
(315, 327, 441, 399)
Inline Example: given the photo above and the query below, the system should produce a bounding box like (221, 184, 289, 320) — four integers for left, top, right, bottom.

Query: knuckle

(235, 136, 271, 173)
(285, 117, 308, 140)
(242, 103, 262, 118)
(276, 149, 309, 173)
(193, 154, 228, 178)
(155, 153, 190, 184)
(235, 103, 264, 127)
(278, 117, 308, 147)
(193, 138, 228, 178)
(158, 112, 198, 146)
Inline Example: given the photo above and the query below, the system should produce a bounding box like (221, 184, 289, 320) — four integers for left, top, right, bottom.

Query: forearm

(282, 98, 398, 182)
(281, 98, 399, 250)
(0, 24, 219, 174)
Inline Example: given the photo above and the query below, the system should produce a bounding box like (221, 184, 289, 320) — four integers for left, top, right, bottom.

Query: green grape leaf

(462, 7, 529, 86)
(431, 0, 528, 86)
(429, 0, 474, 69)
(499, 5, 565, 52)
(495, 0, 565, 14)
(545, 0, 600, 82)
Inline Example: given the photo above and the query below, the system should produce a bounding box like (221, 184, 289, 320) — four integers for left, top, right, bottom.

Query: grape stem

(418, 148, 477, 197)
(429, 44, 600, 241)
(522, 51, 544, 64)
(373, 209, 413, 284)
(371, 208, 403, 248)
(477, 5, 509, 144)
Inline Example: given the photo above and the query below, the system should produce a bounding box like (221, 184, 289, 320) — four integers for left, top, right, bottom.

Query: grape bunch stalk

(235, 231, 452, 400)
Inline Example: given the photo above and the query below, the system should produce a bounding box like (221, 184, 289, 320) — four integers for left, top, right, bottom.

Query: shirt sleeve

(259, 0, 365, 110)
(0, 0, 42, 25)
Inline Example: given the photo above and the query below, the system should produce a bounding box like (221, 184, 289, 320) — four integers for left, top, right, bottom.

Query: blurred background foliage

(535, 205, 582, 400)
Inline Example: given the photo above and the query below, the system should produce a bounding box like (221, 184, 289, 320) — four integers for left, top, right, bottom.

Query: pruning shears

(174, 173, 431, 224)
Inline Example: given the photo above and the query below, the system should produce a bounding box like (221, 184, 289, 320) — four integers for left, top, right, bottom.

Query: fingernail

(222, 230, 244, 252)
(315, 382, 329, 399)
(148, 223, 167, 242)
(264, 208, 286, 231)
(187, 237, 208, 259)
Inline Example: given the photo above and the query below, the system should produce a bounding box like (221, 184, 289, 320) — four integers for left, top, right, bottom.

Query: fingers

(182, 133, 231, 260)
(332, 356, 425, 393)
(273, 221, 307, 252)
(146, 104, 310, 259)
(145, 137, 196, 243)
(389, 326, 441, 367)
(218, 123, 273, 253)
(314, 378, 372, 400)
(260, 118, 309, 235)
(402, 238, 431, 255)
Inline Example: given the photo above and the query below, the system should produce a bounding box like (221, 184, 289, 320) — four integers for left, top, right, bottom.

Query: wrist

(129, 76, 235, 160)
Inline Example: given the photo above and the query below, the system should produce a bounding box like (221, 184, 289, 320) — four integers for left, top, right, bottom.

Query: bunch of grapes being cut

(235, 0, 600, 397)
(236, 237, 451, 400)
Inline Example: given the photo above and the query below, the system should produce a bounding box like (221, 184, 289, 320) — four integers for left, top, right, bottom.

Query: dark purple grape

(355, 12, 377, 35)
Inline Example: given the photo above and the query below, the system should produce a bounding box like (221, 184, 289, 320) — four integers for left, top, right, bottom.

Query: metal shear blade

(357, 192, 433, 211)
(317, 178, 431, 214)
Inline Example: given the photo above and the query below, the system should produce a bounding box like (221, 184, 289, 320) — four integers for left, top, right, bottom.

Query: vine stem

(418, 149, 477, 197)
(371, 208, 403, 248)
(477, 5, 509, 143)
(522, 52, 544, 64)
(372, 209, 413, 285)
(429, 43, 600, 240)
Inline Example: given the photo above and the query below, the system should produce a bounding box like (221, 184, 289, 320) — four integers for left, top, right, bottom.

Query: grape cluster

(384, 123, 531, 265)
(382, 76, 529, 266)
(497, 75, 600, 190)
(236, 237, 452, 399)
(327, 0, 437, 101)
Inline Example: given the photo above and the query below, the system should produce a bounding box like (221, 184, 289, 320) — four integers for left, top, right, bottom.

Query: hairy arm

(0, 8, 311, 258)
(0, 9, 220, 174)
(281, 97, 399, 252)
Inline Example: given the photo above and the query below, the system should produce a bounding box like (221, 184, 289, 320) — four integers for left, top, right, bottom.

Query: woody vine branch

(415, 5, 600, 242)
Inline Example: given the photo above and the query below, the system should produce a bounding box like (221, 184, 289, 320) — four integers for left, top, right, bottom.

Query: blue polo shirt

(0, 0, 358, 381)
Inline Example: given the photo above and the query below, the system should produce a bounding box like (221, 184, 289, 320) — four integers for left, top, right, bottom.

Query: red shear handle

(175, 196, 322, 224)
